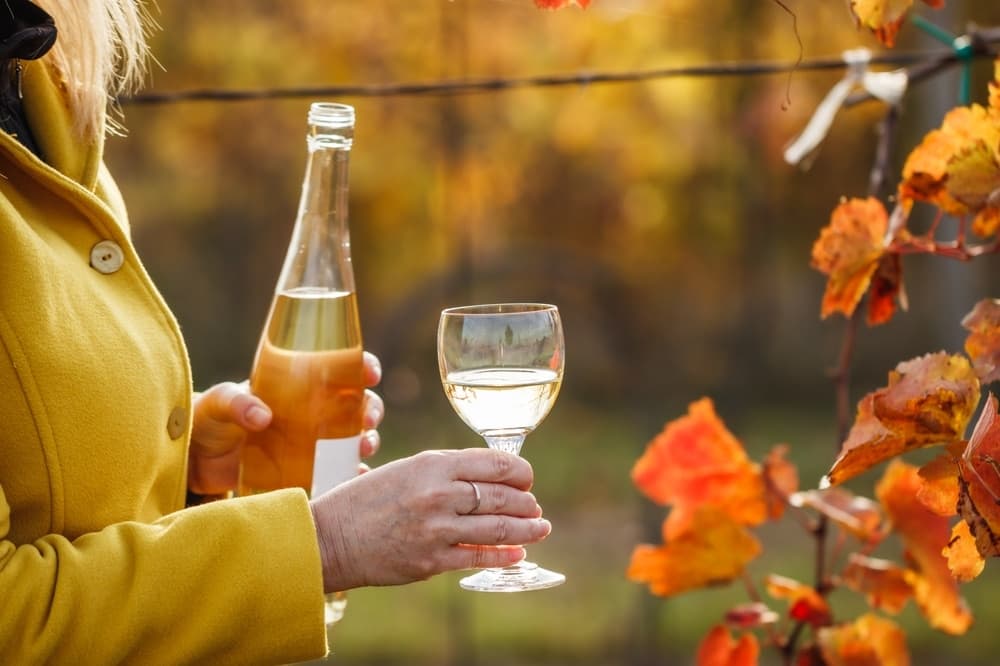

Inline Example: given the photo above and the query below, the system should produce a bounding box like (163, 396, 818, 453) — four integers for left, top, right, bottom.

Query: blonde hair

(37, 0, 154, 137)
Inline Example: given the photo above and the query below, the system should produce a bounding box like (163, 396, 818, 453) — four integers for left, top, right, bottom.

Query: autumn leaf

(534, 0, 590, 8)
(877, 460, 973, 635)
(899, 86, 1000, 236)
(866, 253, 906, 326)
(790, 488, 883, 543)
(696, 625, 759, 666)
(763, 444, 799, 519)
(958, 394, 1000, 559)
(944, 519, 985, 582)
(811, 197, 889, 321)
(824, 352, 980, 487)
(962, 298, 1000, 383)
(916, 443, 964, 516)
(848, 0, 943, 47)
(627, 506, 762, 597)
(817, 614, 911, 666)
(842, 554, 914, 614)
(765, 574, 832, 627)
(631, 398, 768, 538)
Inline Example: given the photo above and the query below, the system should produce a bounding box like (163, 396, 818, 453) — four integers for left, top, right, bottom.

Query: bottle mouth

(308, 102, 355, 128)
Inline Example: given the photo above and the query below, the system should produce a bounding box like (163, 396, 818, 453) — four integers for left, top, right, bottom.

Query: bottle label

(311, 436, 361, 497)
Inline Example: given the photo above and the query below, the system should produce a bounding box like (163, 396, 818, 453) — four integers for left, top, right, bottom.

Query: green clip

(911, 14, 973, 105)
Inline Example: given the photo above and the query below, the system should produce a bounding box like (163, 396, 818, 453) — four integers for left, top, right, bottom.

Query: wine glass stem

(483, 434, 526, 455)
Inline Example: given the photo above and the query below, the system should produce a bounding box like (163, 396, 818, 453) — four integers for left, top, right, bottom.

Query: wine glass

(437, 302, 565, 592)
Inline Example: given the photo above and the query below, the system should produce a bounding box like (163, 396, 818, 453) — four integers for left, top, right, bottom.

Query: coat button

(167, 406, 188, 440)
(90, 240, 124, 274)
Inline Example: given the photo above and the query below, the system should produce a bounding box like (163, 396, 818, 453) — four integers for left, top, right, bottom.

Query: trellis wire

(121, 33, 999, 106)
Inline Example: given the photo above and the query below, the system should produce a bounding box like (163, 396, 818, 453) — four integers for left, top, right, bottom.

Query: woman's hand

(309, 448, 553, 591)
(188, 352, 385, 495)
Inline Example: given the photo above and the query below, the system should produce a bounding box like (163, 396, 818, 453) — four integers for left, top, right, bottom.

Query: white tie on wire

(784, 48, 909, 166)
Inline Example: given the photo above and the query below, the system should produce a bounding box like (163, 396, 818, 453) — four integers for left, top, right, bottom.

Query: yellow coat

(0, 61, 327, 663)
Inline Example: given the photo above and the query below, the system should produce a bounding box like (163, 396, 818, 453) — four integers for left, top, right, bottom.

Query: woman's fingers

(446, 448, 534, 491)
(363, 389, 384, 429)
(453, 544, 527, 571)
(363, 351, 382, 387)
(453, 480, 541, 518)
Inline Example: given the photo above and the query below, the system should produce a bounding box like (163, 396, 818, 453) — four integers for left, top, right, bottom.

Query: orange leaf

(765, 574, 832, 627)
(763, 444, 799, 519)
(626, 507, 761, 597)
(817, 614, 911, 666)
(866, 253, 906, 326)
(534, 0, 590, 7)
(958, 394, 1000, 559)
(790, 488, 883, 543)
(991, 58, 1000, 113)
(631, 398, 767, 537)
(944, 519, 985, 583)
(696, 625, 759, 666)
(810, 197, 888, 320)
(900, 103, 1000, 224)
(916, 443, 963, 516)
(842, 553, 914, 614)
(849, 0, 915, 46)
(876, 460, 973, 635)
(962, 298, 1000, 384)
(825, 352, 980, 486)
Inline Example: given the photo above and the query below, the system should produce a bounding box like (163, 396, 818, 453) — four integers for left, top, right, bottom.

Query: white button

(90, 240, 124, 274)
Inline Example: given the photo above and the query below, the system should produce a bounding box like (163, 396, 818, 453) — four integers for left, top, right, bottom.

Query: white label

(311, 436, 362, 497)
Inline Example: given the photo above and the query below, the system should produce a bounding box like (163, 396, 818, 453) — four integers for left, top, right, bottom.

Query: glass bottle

(240, 102, 365, 626)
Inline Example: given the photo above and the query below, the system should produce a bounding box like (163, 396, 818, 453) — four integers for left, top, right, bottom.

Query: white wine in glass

(437, 303, 565, 592)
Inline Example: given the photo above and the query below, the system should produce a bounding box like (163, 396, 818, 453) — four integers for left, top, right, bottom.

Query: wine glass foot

(459, 561, 565, 592)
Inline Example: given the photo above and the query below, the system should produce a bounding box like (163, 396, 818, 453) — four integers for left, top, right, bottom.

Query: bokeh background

(107, 1, 999, 664)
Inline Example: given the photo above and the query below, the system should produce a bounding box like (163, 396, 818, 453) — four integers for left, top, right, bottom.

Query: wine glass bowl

(437, 303, 565, 592)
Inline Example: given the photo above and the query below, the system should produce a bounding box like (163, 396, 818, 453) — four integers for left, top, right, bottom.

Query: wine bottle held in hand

(240, 102, 366, 625)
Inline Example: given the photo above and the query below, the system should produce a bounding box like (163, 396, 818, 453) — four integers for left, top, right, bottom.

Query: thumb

(196, 381, 272, 432)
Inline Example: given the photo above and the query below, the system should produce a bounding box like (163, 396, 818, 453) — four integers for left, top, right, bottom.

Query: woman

(0, 1, 552, 663)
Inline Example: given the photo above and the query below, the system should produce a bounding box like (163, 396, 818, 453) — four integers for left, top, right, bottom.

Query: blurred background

(108, 1, 999, 663)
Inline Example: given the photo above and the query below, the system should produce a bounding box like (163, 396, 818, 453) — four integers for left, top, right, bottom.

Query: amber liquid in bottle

(240, 288, 364, 496)
(242, 102, 361, 626)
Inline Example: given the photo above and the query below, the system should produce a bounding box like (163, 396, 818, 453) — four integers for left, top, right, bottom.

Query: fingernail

(245, 404, 271, 428)
(537, 518, 552, 536)
(365, 405, 382, 427)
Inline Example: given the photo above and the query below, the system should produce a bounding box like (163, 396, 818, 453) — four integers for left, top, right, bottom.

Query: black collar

(1, 0, 57, 62)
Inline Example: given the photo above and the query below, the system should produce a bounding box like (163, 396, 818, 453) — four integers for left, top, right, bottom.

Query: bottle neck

(275, 122, 356, 294)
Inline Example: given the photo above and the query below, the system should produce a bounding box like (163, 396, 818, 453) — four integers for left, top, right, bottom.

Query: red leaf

(765, 574, 832, 627)
(866, 253, 906, 326)
(696, 625, 759, 666)
(958, 394, 1000, 559)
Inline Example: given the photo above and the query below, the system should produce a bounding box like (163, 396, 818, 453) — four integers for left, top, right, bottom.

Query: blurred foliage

(105, 1, 1000, 663)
